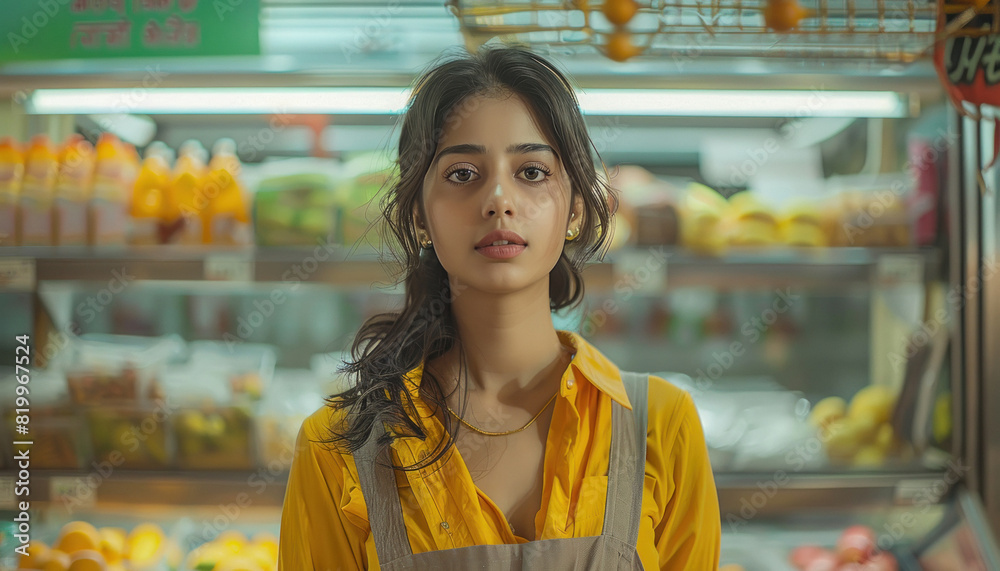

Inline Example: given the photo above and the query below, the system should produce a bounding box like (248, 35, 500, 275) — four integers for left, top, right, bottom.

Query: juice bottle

(20, 134, 59, 246)
(206, 138, 251, 245)
(162, 139, 207, 245)
(131, 141, 171, 245)
(54, 134, 96, 246)
(0, 137, 24, 246)
(89, 133, 130, 246)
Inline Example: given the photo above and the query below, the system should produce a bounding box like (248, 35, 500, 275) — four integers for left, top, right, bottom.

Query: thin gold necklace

(446, 390, 559, 437)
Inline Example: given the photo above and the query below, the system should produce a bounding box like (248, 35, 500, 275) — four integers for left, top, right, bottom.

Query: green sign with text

(1, 0, 260, 62)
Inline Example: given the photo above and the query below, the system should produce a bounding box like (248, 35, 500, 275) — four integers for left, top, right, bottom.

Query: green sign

(1, 0, 260, 62)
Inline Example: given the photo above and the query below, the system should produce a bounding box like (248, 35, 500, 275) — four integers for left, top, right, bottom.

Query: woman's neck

(432, 277, 570, 400)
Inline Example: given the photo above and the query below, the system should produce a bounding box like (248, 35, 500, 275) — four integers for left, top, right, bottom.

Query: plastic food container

(87, 403, 173, 469)
(61, 333, 185, 405)
(257, 368, 324, 467)
(163, 367, 256, 470)
(1, 370, 90, 470)
(186, 340, 277, 403)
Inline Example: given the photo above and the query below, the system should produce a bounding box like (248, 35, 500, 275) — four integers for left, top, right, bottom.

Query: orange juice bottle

(205, 138, 251, 245)
(89, 133, 129, 246)
(0, 137, 24, 246)
(131, 141, 171, 245)
(54, 135, 95, 246)
(163, 139, 207, 245)
(19, 134, 59, 246)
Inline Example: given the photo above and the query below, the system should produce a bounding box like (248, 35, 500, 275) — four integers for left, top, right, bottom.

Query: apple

(837, 525, 876, 563)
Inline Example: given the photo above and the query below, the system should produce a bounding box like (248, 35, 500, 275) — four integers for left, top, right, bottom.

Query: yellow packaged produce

(19, 134, 59, 246)
(17, 539, 52, 569)
(0, 137, 24, 246)
(126, 523, 164, 566)
(679, 182, 728, 255)
(67, 549, 108, 571)
(42, 549, 71, 571)
(848, 385, 896, 425)
(723, 191, 780, 247)
(779, 201, 828, 247)
(98, 527, 127, 564)
(54, 135, 96, 246)
(808, 396, 847, 429)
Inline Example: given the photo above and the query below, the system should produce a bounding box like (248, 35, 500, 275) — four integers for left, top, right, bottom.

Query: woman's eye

(521, 166, 551, 183)
(446, 168, 477, 183)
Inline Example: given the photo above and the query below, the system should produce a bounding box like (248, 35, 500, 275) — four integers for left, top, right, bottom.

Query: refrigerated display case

(1, 1, 999, 570)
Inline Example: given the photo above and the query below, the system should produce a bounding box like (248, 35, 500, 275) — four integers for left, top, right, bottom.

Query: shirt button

(566, 378, 575, 389)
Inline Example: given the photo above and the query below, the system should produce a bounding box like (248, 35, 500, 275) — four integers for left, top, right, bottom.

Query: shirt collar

(401, 329, 633, 412)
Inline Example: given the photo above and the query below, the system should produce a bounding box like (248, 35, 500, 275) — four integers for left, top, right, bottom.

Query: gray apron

(354, 370, 650, 570)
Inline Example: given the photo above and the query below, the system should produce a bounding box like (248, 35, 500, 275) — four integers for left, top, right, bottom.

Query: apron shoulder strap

(603, 370, 650, 547)
(353, 424, 413, 564)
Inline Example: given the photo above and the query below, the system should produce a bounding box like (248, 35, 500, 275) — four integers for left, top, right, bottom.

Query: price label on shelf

(0, 258, 35, 291)
(50, 477, 96, 510)
(204, 255, 254, 282)
(875, 254, 924, 287)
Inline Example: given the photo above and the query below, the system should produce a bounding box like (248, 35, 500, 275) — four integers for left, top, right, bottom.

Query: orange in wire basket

(606, 29, 642, 61)
(763, 0, 812, 31)
(602, 0, 640, 25)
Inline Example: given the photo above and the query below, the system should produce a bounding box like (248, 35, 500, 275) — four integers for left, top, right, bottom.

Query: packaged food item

(131, 141, 172, 245)
(724, 191, 780, 247)
(19, 134, 59, 245)
(87, 402, 172, 469)
(53, 134, 96, 246)
(679, 182, 728, 255)
(257, 369, 323, 466)
(61, 333, 185, 405)
(2, 370, 89, 469)
(89, 133, 133, 246)
(254, 170, 339, 247)
(0, 137, 24, 246)
(165, 366, 256, 470)
(205, 138, 252, 245)
(779, 200, 827, 247)
(186, 340, 277, 402)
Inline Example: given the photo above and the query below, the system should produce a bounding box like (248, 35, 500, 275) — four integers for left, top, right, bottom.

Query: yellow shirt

(279, 330, 721, 570)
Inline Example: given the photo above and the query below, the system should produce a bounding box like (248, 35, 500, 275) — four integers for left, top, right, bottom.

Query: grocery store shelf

(0, 246, 944, 290)
(19, 469, 954, 513)
(20, 470, 289, 508)
(715, 471, 956, 517)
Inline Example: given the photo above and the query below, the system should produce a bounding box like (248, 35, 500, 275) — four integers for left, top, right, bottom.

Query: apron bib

(354, 370, 650, 570)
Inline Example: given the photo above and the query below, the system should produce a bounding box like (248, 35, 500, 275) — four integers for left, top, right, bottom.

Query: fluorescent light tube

(27, 87, 907, 118)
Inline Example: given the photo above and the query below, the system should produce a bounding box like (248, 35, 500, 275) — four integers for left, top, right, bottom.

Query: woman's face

(417, 93, 583, 294)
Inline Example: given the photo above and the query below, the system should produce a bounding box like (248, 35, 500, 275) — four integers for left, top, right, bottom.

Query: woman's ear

(569, 194, 585, 232)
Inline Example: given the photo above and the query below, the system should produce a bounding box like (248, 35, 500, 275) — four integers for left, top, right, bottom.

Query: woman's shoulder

(642, 373, 702, 444)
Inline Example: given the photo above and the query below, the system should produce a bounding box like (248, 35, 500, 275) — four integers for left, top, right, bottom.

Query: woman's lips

(476, 243, 526, 259)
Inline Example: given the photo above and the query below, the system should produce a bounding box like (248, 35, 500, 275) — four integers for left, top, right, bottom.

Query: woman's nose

(483, 179, 516, 218)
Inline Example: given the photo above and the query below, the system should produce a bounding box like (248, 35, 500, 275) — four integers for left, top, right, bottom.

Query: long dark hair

(325, 43, 619, 472)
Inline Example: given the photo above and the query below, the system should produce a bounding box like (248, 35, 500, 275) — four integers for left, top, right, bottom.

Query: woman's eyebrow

(432, 142, 558, 167)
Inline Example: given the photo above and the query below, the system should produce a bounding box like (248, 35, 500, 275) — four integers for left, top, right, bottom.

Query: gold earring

(419, 233, 432, 248)
(566, 226, 580, 241)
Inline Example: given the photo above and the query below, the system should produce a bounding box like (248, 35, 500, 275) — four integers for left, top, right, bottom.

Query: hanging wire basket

(446, 0, 939, 63)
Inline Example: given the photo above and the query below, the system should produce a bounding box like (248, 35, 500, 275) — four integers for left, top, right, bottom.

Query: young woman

(278, 44, 721, 570)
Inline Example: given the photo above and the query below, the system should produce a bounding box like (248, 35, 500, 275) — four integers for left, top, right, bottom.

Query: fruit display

(87, 406, 172, 469)
(256, 369, 325, 466)
(186, 341, 277, 403)
(174, 406, 254, 470)
(788, 525, 899, 571)
(808, 385, 912, 468)
(17, 521, 182, 571)
(4, 404, 86, 469)
(184, 530, 278, 571)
